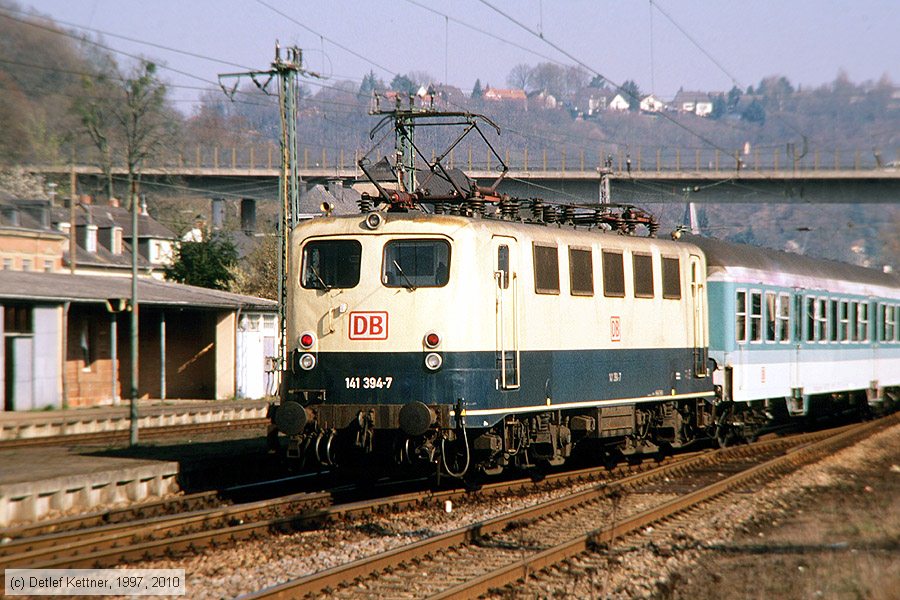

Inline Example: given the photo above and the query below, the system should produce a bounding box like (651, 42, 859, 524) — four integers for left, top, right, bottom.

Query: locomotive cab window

(301, 239, 362, 289)
(602, 250, 625, 297)
(383, 239, 450, 288)
(533, 243, 560, 294)
(661, 257, 681, 299)
(568, 246, 593, 296)
(632, 253, 654, 298)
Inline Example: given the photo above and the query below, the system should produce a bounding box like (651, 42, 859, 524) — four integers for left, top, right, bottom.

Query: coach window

(858, 302, 869, 342)
(816, 298, 828, 342)
(383, 239, 451, 288)
(661, 257, 681, 299)
(533, 243, 560, 294)
(632, 253, 654, 298)
(602, 250, 625, 297)
(885, 305, 897, 342)
(830, 300, 839, 342)
(777, 293, 791, 342)
(735, 290, 747, 342)
(750, 292, 762, 341)
(839, 300, 849, 341)
(805, 296, 816, 342)
(568, 246, 594, 296)
(765, 292, 777, 342)
(302, 239, 362, 289)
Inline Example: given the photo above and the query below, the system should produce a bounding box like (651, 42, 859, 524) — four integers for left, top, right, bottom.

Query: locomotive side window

(661, 257, 681, 299)
(749, 292, 762, 342)
(601, 251, 625, 297)
(568, 246, 594, 296)
(735, 290, 747, 342)
(301, 239, 362, 289)
(497, 245, 510, 289)
(533, 243, 560, 294)
(632, 253, 654, 298)
(382, 239, 450, 288)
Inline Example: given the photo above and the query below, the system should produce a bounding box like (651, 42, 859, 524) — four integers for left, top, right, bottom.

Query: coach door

(689, 255, 708, 377)
(493, 236, 520, 389)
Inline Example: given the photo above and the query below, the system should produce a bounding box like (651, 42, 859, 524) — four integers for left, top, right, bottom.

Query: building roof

(483, 88, 527, 101)
(672, 90, 712, 105)
(51, 204, 177, 240)
(0, 270, 277, 311)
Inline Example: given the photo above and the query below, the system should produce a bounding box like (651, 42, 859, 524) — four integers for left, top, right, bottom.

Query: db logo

(349, 311, 388, 340)
(610, 316, 621, 342)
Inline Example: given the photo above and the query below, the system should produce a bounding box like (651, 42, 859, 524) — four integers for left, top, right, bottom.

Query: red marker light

(424, 332, 441, 348)
(300, 333, 315, 348)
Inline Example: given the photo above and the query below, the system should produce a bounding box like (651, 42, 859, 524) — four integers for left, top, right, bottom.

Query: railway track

(245, 415, 897, 599)
(0, 448, 689, 572)
(0, 418, 270, 449)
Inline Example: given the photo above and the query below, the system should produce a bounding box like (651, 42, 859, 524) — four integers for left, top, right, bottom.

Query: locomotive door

(689, 255, 708, 377)
(493, 236, 520, 389)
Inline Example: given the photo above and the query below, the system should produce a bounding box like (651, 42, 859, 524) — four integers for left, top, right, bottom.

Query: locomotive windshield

(301, 239, 362, 289)
(382, 240, 450, 288)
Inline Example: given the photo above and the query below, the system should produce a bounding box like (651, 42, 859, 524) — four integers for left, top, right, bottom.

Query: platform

(0, 446, 179, 528)
(0, 398, 270, 441)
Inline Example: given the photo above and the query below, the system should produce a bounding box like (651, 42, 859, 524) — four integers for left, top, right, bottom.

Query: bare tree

(74, 60, 174, 205)
(506, 63, 533, 90)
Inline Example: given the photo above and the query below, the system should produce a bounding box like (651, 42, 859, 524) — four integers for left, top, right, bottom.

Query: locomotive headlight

(424, 352, 443, 371)
(299, 353, 317, 370)
(298, 331, 315, 349)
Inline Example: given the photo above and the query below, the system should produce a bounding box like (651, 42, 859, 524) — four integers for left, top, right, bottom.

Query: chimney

(240, 198, 256, 235)
(211, 197, 226, 231)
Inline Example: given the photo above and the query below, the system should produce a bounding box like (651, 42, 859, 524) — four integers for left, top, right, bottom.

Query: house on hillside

(483, 87, 527, 108)
(639, 94, 666, 113)
(416, 83, 466, 109)
(572, 88, 610, 118)
(672, 91, 714, 116)
(527, 89, 558, 110)
(609, 94, 630, 111)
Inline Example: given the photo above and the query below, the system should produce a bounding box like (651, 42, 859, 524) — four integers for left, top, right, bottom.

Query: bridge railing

(31, 144, 900, 175)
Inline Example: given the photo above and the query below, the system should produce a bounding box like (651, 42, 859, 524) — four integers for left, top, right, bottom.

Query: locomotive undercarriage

(271, 398, 721, 477)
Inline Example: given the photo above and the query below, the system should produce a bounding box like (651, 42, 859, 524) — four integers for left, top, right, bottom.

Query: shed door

(493, 236, 520, 389)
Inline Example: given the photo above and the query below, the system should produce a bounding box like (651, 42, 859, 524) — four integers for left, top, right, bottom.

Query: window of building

(568, 246, 593, 296)
(750, 291, 762, 341)
(736, 290, 747, 342)
(532, 243, 560, 294)
(632, 253, 654, 298)
(384, 239, 450, 288)
(22, 258, 32, 271)
(602, 250, 625, 297)
(858, 302, 869, 342)
(301, 239, 362, 289)
(661, 257, 681, 299)
(777, 293, 791, 342)
(3, 304, 32, 333)
(765, 292, 777, 342)
(80, 321, 94, 371)
(43, 259, 54, 272)
(1, 257, 11, 270)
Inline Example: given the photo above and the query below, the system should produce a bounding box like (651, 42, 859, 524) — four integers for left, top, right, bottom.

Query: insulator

(648, 218, 660, 238)
(563, 206, 575, 224)
(544, 205, 558, 224)
(531, 199, 544, 221)
(358, 196, 373, 213)
(467, 199, 485, 217)
(433, 202, 447, 214)
(449, 203, 462, 215)
(499, 197, 519, 220)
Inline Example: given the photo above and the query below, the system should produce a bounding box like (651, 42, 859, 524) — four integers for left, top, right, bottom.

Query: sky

(16, 0, 900, 111)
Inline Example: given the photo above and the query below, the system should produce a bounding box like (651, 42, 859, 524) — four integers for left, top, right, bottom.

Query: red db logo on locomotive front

(349, 311, 388, 340)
